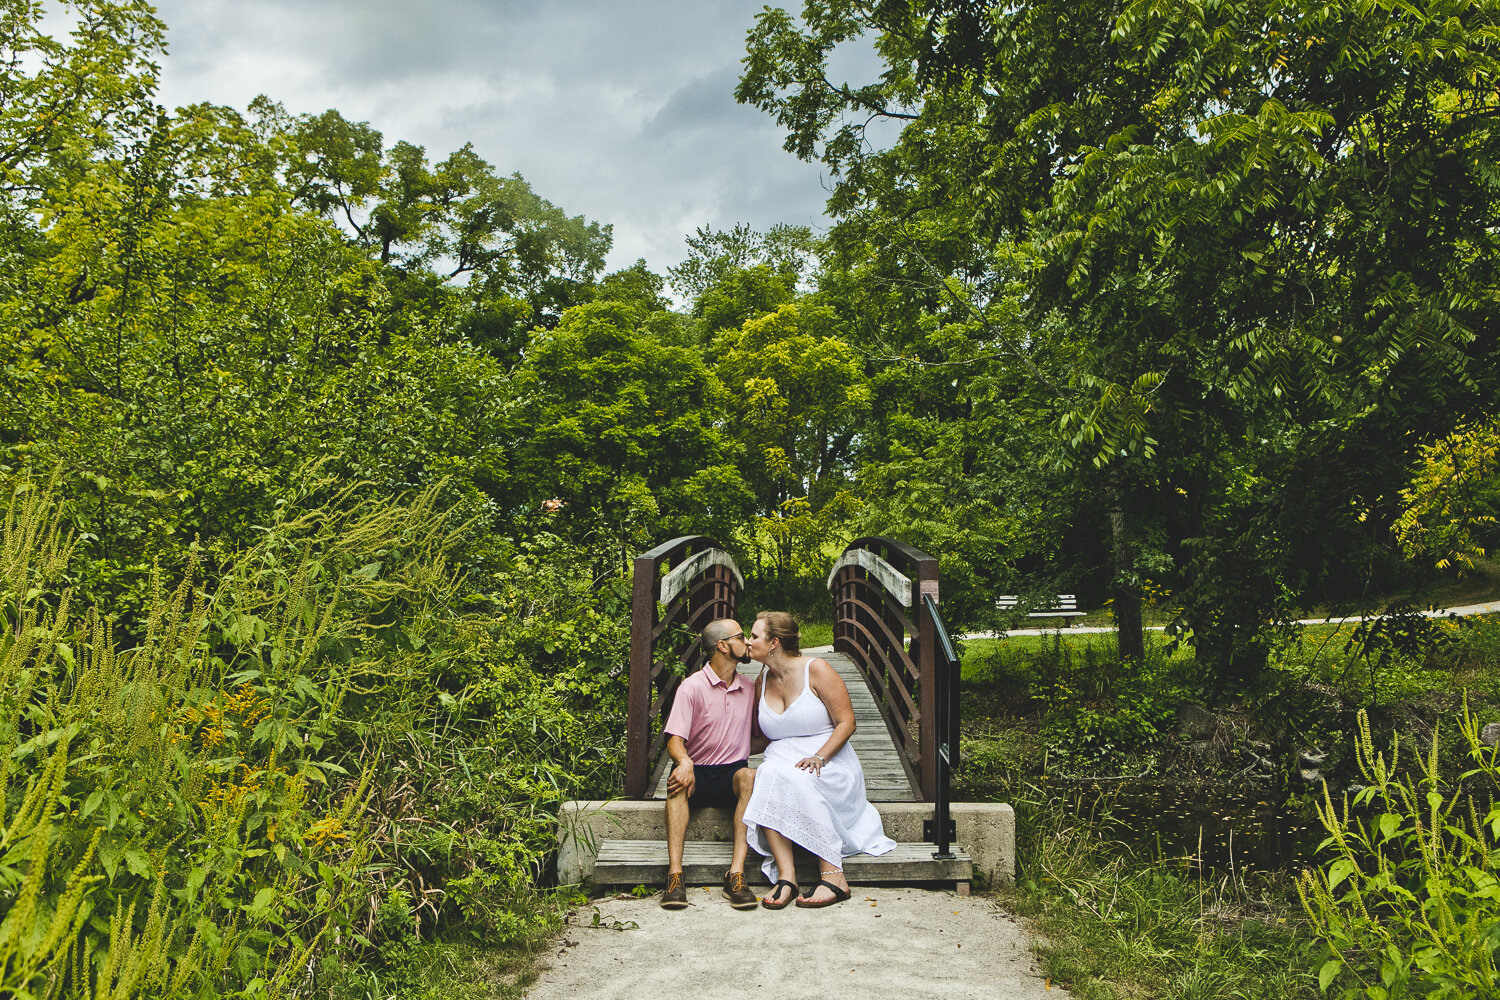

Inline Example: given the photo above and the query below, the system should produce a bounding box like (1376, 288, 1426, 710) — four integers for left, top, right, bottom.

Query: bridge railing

(925, 592, 961, 856)
(623, 535, 743, 799)
(827, 536, 953, 801)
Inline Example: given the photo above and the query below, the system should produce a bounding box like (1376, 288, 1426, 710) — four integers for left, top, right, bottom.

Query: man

(659, 618, 758, 910)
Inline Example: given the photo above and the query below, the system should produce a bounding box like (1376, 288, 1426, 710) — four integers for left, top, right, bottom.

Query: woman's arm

(796, 658, 856, 774)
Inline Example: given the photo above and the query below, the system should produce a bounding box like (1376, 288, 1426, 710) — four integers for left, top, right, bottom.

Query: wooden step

(593, 840, 972, 890)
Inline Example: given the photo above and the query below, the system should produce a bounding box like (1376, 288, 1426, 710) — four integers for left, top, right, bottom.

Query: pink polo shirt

(663, 664, 753, 764)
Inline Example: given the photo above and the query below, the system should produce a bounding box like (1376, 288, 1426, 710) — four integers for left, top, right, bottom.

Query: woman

(742, 611, 896, 908)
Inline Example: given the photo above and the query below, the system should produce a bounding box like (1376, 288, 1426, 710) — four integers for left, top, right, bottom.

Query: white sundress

(743, 658, 896, 884)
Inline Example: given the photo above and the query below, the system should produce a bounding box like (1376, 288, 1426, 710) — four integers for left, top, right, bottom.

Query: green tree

(250, 102, 612, 359)
(739, 0, 1500, 685)
(668, 222, 817, 302)
(507, 300, 753, 573)
(713, 300, 870, 579)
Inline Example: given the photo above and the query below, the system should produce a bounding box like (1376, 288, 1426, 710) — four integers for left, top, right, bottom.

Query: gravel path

(525, 887, 1066, 1000)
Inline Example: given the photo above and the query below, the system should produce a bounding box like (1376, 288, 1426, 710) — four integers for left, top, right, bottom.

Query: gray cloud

(149, 1, 844, 274)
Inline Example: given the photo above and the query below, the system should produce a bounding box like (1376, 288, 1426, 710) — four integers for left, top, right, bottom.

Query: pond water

(1042, 779, 1327, 873)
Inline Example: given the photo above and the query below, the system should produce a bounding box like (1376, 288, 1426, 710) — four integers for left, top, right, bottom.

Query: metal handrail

(924, 593, 961, 859)
(623, 536, 741, 798)
(828, 536, 942, 801)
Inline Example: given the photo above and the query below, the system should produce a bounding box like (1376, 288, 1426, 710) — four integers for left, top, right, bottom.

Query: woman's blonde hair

(755, 610, 802, 655)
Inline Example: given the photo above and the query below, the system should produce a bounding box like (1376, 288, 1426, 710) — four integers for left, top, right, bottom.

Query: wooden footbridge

(578, 535, 987, 891)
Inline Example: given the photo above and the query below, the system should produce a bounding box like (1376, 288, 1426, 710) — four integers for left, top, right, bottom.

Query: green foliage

(1299, 706, 1500, 998)
(1004, 782, 1320, 999)
(0, 481, 375, 998)
(1397, 420, 1500, 573)
(315, 932, 551, 1000)
(1042, 703, 1168, 768)
(713, 299, 869, 576)
(0, 469, 629, 997)
(737, 0, 1500, 690)
(507, 299, 752, 570)
(255, 99, 612, 356)
(965, 633, 1182, 770)
(667, 222, 816, 305)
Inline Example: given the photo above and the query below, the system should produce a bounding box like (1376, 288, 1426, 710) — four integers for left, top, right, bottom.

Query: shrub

(1299, 704, 1500, 999)
(0, 475, 629, 998)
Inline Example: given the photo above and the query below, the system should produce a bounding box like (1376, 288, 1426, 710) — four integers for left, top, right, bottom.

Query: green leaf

(246, 887, 277, 918)
(187, 864, 209, 900)
(1328, 858, 1357, 893)
(124, 848, 152, 878)
(99, 839, 123, 881)
(1319, 958, 1342, 992)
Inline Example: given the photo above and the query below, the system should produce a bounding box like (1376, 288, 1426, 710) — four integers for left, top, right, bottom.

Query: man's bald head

(702, 618, 741, 647)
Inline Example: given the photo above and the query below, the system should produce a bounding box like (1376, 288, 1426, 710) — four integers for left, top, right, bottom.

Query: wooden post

(914, 554, 940, 801)
(624, 552, 658, 799)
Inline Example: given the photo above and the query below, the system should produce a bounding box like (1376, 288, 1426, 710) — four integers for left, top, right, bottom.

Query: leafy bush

(1299, 705, 1500, 999)
(1042, 702, 1167, 766)
(0, 483, 373, 999)
(0, 475, 631, 998)
(965, 634, 1178, 768)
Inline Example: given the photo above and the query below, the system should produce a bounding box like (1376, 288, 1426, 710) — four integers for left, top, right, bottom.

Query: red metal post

(624, 551, 658, 799)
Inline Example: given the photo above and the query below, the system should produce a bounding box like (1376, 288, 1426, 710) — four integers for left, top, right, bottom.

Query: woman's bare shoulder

(807, 656, 843, 685)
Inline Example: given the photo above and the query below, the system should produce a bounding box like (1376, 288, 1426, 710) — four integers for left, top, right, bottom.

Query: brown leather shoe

(722, 869, 757, 910)
(660, 871, 688, 909)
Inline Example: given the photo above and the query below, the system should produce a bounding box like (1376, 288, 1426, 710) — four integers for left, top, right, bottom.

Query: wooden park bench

(997, 594, 1086, 627)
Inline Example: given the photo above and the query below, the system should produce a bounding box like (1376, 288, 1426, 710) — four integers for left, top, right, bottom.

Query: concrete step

(594, 839, 972, 891)
(556, 799, 1015, 888)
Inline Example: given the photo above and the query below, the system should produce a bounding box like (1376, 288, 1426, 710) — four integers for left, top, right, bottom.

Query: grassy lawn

(800, 620, 834, 648)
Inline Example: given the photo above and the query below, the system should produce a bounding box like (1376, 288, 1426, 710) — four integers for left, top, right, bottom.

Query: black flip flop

(795, 878, 851, 908)
(762, 879, 799, 909)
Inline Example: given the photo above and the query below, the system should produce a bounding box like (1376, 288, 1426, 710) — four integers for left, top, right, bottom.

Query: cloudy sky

(147, 0, 858, 280)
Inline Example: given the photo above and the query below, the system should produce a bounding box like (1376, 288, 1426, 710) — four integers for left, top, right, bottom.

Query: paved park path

(969, 598, 1500, 639)
(525, 887, 1066, 1000)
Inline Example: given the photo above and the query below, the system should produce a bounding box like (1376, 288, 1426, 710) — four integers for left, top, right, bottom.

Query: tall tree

(251, 102, 612, 358)
(506, 299, 753, 573)
(713, 299, 870, 578)
(739, 0, 1500, 685)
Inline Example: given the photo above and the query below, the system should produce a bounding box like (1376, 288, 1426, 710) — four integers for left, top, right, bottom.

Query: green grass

(954, 606, 1500, 999)
(319, 937, 546, 1000)
(993, 789, 1321, 1000)
(800, 620, 834, 648)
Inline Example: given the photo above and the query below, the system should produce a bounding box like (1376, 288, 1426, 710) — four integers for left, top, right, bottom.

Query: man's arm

(666, 734, 695, 799)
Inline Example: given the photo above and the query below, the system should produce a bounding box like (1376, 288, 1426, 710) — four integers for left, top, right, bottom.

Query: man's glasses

(721, 632, 745, 643)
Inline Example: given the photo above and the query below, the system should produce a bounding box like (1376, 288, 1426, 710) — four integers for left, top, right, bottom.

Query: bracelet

(811, 753, 825, 764)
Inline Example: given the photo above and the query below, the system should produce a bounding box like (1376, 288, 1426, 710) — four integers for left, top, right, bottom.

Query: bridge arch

(623, 535, 743, 798)
(624, 535, 958, 815)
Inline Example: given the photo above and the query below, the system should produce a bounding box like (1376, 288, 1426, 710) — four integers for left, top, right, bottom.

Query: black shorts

(688, 760, 749, 809)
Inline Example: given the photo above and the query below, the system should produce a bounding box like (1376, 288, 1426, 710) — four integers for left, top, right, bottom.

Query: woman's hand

(796, 753, 825, 775)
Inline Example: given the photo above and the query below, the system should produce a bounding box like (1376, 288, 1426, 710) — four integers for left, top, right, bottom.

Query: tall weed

(0, 471, 631, 998)
(1299, 704, 1500, 999)
(0, 481, 377, 998)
